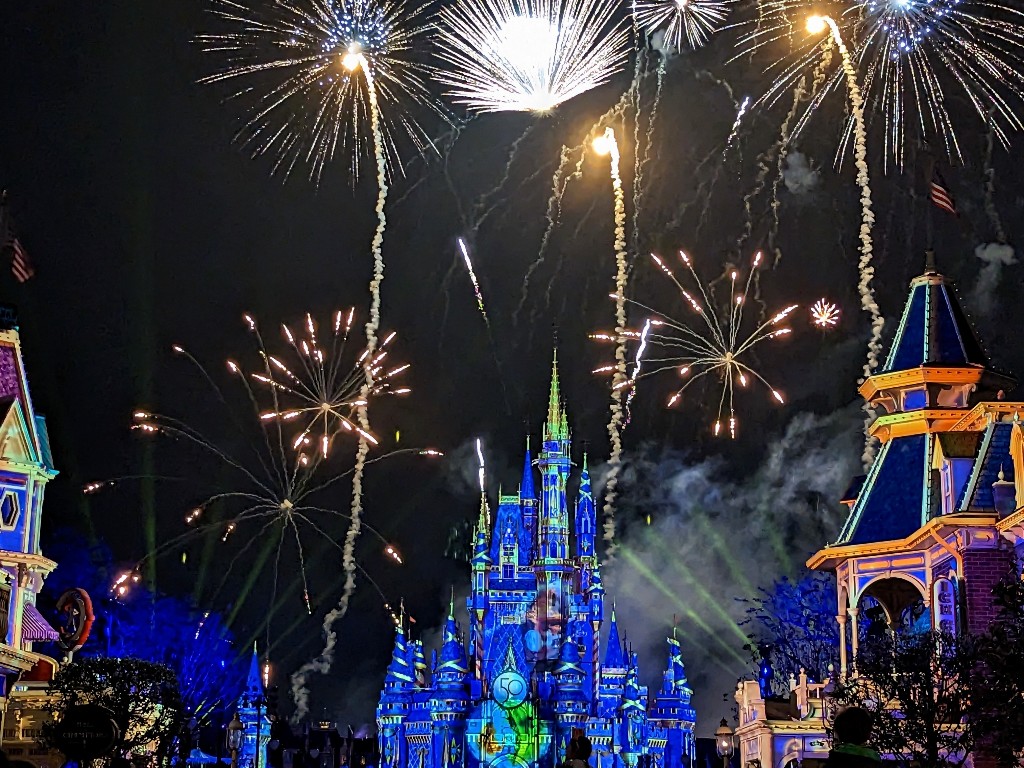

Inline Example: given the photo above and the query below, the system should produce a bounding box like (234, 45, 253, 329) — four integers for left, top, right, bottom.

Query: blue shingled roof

(882, 275, 988, 373)
(959, 422, 1014, 511)
(838, 434, 931, 545)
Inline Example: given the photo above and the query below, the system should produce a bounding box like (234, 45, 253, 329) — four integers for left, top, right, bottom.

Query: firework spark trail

(631, 56, 666, 261)
(723, 96, 751, 160)
(593, 127, 628, 557)
(459, 238, 490, 326)
(983, 112, 1007, 244)
(517, 84, 637, 332)
(458, 239, 512, 414)
(811, 16, 881, 467)
(768, 76, 808, 266)
(623, 317, 653, 421)
(316, 57, 390, 694)
(473, 122, 541, 229)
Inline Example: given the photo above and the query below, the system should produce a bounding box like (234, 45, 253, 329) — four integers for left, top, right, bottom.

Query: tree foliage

(42, 657, 183, 760)
(43, 527, 244, 722)
(739, 572, 840, 695)
(975, 570, 1024, 766)
(830, 631, 982, 768)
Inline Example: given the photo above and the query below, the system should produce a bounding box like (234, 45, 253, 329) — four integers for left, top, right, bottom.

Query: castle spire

(520, 435, 536, 500)
(604, 605, 625, 668)
(545, 349, 561, 442)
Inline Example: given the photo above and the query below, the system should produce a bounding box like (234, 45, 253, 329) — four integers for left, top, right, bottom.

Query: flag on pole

(930, 168, 958, 217)
(9, 238, 33, 283)
(0, 192, 35, 283)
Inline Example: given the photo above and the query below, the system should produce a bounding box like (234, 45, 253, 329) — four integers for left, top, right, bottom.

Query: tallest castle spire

(544, 349, 568, 443)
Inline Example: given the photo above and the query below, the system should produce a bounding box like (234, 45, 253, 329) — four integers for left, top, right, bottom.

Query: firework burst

(810, 298, 841, 328)
(102, 323, 440, 641)
(597, 250, 795, 439)
(738, 0, 1024, 165)
(636, 0, 736, 50)
(434, 0, 630, 113)
(196, 0, 439, 181)
(244, 310, 409, 458)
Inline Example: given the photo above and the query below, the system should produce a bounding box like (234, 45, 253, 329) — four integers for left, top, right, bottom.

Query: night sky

(2, 0, 1023, 732)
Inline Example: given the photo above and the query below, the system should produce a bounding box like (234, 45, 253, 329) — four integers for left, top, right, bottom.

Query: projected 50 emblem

(492, 669, 528, 709)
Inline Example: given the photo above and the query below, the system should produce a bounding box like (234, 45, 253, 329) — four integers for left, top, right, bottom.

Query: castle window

(503, 563, 514, 580)
(0, 493, 18, 528)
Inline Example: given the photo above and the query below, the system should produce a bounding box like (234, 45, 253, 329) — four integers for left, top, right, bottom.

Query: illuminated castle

(377, 355, 696, 768)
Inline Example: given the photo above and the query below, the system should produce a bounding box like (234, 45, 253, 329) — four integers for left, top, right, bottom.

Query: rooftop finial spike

(925, 249, 937, 274)
(545, 348, 561, 440)
(449, 586, 455, 616)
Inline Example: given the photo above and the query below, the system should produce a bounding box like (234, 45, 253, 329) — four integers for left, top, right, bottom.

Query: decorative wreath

(56, 588, 95, 652)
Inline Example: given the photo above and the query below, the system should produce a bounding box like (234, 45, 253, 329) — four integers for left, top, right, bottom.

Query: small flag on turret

(930, 168, 958, 217)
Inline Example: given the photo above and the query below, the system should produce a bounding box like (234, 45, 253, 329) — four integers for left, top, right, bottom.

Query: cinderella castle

(377, 356, 696, 768)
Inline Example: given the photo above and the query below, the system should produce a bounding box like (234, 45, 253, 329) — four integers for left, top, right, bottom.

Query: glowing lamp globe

(806, 15, 827, 34)
(715, 719, 734, 758)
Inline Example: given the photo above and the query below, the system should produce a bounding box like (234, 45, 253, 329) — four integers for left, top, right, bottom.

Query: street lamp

(715, 718, 734, 768)
(227, 712, 245, 768)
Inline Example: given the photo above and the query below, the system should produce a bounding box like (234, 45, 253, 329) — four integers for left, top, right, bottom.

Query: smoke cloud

(602, 404, 862, 733)
(971, 242, 1016, 318)
(782, 151, 820, 195)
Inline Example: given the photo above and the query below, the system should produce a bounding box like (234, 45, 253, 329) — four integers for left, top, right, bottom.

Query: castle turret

(538, 352, 571, 563)
(521, 437, 538, 562)
(238, 646, 269, 768)
(430, 598, 470, 768)
(651, 631, 697, 768)
(575, 454, 597, 566)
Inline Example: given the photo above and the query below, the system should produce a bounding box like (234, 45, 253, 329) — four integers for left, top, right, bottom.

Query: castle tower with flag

(377, 355, 696, 768)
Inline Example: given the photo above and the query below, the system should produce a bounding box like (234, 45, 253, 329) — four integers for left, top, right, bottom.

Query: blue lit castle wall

(378, 356, 696, 768)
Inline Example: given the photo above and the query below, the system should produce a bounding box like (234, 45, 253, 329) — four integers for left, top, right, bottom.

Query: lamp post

(714, 718, 734, 768)
(227, 712, 245, 768)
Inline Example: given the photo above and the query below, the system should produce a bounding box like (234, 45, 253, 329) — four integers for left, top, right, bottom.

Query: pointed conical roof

(243, 644, 263, 699)
(385, 625, 415, 686)
(520, 437, 536, 500)
(544, 350, 569, 442)
(576, 454, 596, 527)
(881, 266, 988, 374)
(437, 599, 469, 676)
(604, 606, 625, 668)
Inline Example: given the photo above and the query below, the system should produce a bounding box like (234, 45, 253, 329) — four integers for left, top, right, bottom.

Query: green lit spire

(544, 349, 570, 442)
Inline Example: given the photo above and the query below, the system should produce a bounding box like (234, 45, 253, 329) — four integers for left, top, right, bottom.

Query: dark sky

(2, 0, 1023, 730)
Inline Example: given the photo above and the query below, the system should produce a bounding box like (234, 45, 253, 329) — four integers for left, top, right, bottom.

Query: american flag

(930, 168, 958, 217)
(0, 193, 35, 283)
(8, 237, 33, 283)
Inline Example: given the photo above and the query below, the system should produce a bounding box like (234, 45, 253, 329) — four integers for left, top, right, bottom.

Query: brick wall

(962, 548, 1014, 634)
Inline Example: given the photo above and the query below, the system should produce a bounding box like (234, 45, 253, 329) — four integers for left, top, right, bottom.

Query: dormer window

(0, 492, 18, 528)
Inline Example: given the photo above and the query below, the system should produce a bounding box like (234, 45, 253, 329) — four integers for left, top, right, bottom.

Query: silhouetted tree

(739, 572, 840, 695)
(42, 657, 182, 762)
(830, 631, 981, 768)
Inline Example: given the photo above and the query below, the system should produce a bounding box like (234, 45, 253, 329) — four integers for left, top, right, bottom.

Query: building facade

(0, 311, 63, 768)
(736, 259, 1024, 768)
(378, 356, 696, 768)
